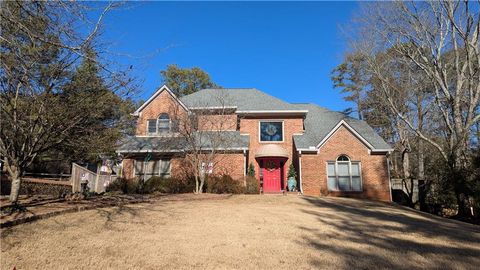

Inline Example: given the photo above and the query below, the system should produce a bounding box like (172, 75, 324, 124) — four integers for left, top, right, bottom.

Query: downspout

(298, 150, 303, 194)
(387, 152, 392, 202)
(243, 149, 247, 177)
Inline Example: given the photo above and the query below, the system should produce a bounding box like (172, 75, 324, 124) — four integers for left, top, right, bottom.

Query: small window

(260, 121, 283, 142)
(327, 155, 362, 192)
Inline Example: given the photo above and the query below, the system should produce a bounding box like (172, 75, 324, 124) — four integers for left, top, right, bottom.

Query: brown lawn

(1, 195, 479, 270)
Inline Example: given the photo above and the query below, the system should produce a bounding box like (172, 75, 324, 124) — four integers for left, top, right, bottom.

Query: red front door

(263, 159, 282, 192)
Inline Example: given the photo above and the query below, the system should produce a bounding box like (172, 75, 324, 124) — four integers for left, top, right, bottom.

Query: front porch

(255, 144, 296, 194)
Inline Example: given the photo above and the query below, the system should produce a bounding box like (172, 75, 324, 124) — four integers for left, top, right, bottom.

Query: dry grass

(1, 195, 479, 270)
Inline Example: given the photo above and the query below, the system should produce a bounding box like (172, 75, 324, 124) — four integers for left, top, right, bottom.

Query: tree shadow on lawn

(299, 197, 480, 269)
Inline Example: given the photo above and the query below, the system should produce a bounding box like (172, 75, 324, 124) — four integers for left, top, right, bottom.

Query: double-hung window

(327, 155, 362, 191)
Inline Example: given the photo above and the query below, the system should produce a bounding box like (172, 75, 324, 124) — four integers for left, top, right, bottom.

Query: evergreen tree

(160, 64, 220, 96)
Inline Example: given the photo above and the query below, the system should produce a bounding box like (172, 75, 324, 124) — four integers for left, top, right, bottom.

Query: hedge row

(1, 179, 71, 198)
(106, 175, 260, 195)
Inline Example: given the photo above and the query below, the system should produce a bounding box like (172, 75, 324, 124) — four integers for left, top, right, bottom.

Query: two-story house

(117, 85, 393, 201)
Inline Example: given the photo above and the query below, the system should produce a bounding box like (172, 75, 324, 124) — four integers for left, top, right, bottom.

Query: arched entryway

(255, 144, 289, 193)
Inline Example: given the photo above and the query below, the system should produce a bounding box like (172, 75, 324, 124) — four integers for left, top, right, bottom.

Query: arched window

(157, 113, 170, 133)
(327, 154, 362, 191)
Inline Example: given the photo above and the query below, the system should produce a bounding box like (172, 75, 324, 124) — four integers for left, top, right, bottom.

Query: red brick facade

(120, 86, 391, 201)
(300, 125, 391, 201)
(135, 90, 187, 136)
(239, 116, 303, 180)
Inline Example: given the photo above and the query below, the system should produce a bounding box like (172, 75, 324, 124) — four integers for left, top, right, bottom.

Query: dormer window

(147, 113, 172, 135)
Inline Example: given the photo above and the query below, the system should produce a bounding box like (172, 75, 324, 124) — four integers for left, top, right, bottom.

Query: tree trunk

(8, 164, 22, 203)
(198, 175, 205, 194)
(194, 175, 199, 194)
(417, 139, 428, 211)
(454, 142, 472, 218)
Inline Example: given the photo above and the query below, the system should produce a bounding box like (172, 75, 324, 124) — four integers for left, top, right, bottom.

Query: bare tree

(170, 90, 243, 193)
(351, 1, 480, 216)
(0, 1, 134, 203)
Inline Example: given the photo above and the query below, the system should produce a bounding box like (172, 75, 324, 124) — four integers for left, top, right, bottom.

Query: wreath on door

(265, 160, 278, 172)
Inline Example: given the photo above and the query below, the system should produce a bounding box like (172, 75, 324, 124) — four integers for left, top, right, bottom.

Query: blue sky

(102, 1, 358, 112)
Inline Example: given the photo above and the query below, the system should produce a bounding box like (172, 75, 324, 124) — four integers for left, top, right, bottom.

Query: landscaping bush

(0, 178, 71, 198)
(105, 177, 138, 194)
(206, 175, 244, 194)
(245, 176, 260, 194)
(141, 176, 190, 194)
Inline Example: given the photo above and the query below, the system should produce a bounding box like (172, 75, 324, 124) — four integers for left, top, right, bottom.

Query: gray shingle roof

(126, 87, 390, 153)
(292, 103, 392, 150)
(117, 131, 249, 153)
(180, 88, 303, 111)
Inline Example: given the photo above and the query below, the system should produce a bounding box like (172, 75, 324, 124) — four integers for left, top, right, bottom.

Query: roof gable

(292, 103, 392, 152)
(133, 85, 189, 116)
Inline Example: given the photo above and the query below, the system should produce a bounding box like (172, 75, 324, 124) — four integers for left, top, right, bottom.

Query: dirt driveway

(1, 195, 479, 269)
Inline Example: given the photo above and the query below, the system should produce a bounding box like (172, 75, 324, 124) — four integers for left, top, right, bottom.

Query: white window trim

(258, 120, 285, 143)
(326, 159, 363, 192)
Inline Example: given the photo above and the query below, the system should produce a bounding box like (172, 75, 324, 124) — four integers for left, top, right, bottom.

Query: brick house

(117, 85, 393, 201)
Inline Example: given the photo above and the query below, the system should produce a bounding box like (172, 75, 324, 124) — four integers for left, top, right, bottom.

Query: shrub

(287, 163, 297, 179)
(106, 176, 197, 194)
(247, 163, 256, 177)
(245, 176, 260, 194)
(105, 177, 138, 194)
(142, 176, 196, 194)
(0, 178, 71, 198)
(206, 175, 243, 194)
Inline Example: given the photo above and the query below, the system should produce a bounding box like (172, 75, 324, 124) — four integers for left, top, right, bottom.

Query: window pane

(337, 155, 349, 161)
(260, 122, 283, 141)
(327, 176, 337, 191)
(338, 176, 351, 191)
(327, 163, 335, 176)
(337, 163, 349, 176)
(158, 120, 170, 132)
(351, 162, 360, 176)
(160, 159, 171, 177)
(352, 177, 362, 191)
(134, 160, 143, 175)
(159, 113, 169, 120)
(147, 119, 157, 133)
(145, 160, 160, 177)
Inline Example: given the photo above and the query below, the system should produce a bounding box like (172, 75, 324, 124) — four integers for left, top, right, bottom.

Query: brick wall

(136, 90, 187, 135)
(239, 116, 304, 180)
(301, 125, 391, 202)
(122, 153, 245, 182)
(197, 114, 237, 131)
(122, 159, 135, 179)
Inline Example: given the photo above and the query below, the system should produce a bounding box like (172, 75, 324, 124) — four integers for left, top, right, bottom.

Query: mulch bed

(0, 193, 231, 229)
